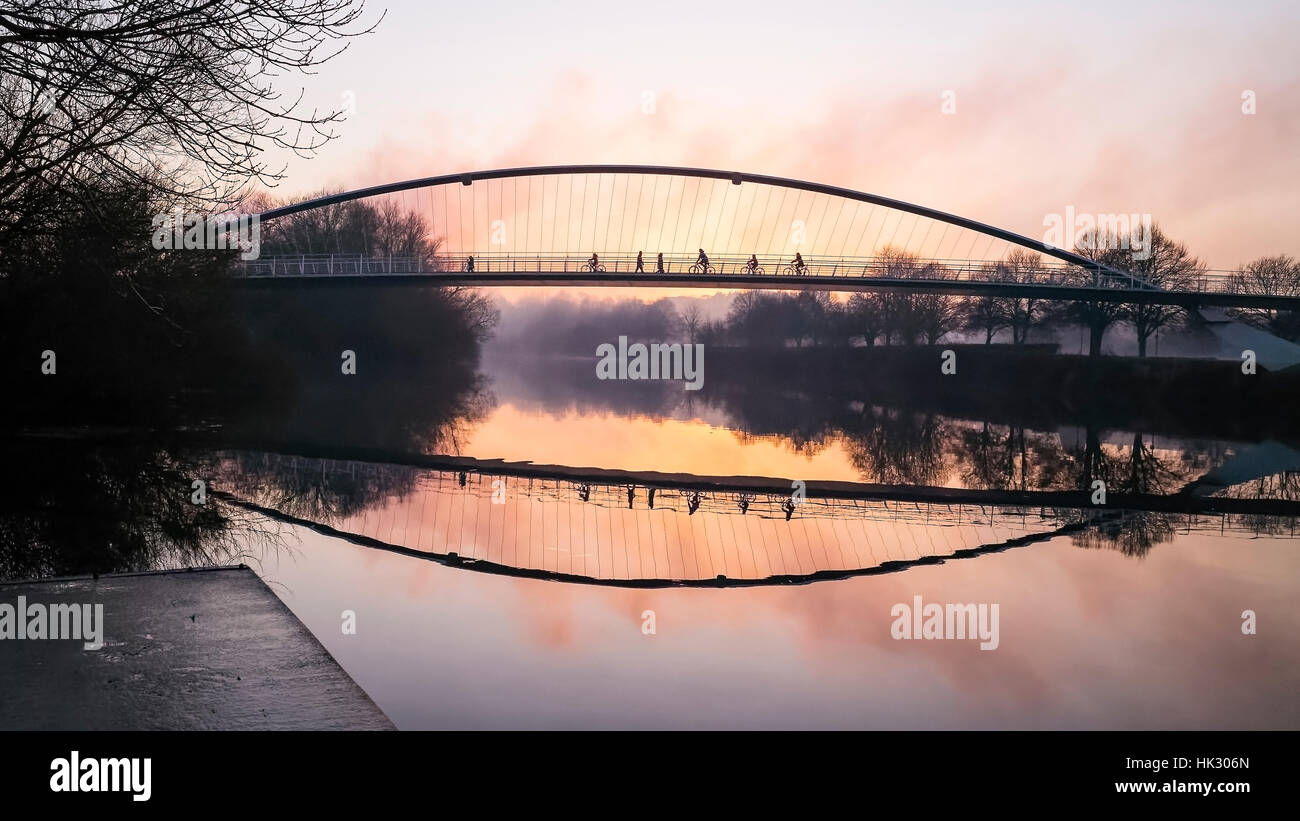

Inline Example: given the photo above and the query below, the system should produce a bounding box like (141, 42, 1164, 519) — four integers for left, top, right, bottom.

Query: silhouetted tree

(960, 261, 1013, 344)
(1049, 231, 1130, 356)
(677, 303, 705, 344)
(1228, 254, 1300, 341)
(846, 292, 886, 346)
(876, 248, 927, 344)
(1115, 225, 1203, 356)
(255, 191, 445, 265)
(0, 176, 279, 427)
(1004, 248, 1047, 344)
(794, 291, 837, 346)
(0, 0, 378, 243)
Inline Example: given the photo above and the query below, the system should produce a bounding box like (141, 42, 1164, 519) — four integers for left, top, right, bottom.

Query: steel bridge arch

(256, 164, 1132, 279)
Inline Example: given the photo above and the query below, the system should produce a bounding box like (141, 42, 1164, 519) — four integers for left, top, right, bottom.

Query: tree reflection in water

(0, 440, 283, 581)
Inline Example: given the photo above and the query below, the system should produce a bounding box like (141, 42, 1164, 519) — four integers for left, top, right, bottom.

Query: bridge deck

(233, 270, 1300, 309)
(234, 253, 1300, 310)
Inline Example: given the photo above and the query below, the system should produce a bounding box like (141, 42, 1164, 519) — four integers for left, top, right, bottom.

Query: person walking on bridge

(656, 252, 665, 273)
(635, 251, 645, 273)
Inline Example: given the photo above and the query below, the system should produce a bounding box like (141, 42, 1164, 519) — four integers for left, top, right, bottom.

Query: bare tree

(1053, 231, 1132, 357)
(374, 199, 443, 264)
(677, 302, 704, 344)
(1115, 225, 1204, 356)
(908, 261, 961, 345)
(1004, 248, 1045, 343)
(962, 262, 1013, 344)
(876, 246, 925, 344)
(795, 290, 838, 346)
(846, 292, 885, 346)
(1228, 254, 1300, 340)
(0, 0, 379, 240)
(257, 191, 444, 264)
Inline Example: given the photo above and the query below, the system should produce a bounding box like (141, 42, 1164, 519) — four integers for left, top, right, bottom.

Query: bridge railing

(237, 254, 432, 277)
(234, 252, 1245, 294)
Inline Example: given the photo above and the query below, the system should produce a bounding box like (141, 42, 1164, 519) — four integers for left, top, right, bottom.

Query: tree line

(700, 230, 1300, 355)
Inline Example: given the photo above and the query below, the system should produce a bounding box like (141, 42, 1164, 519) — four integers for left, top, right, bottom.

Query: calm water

(4, 338, 1298, 729)
(225, 351, 1298, 729)
(256, 521, 1299, 730)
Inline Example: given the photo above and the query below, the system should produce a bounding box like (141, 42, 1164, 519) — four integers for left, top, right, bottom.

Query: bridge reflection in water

(220, 453, 1299, 587)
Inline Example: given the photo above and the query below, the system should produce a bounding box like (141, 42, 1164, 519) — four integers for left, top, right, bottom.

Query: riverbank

(0, 566, 393, 730)
(705, 345, 1300, 441)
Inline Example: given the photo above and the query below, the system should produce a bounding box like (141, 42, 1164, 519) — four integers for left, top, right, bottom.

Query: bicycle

(782, 264, 808, 276)
(689, 263, 717, 274)
(741, 264, 766, 276)
(579, 261, 607, 273)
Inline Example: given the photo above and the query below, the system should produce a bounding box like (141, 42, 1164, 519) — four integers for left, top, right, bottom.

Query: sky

(258, 0, 1300, 269)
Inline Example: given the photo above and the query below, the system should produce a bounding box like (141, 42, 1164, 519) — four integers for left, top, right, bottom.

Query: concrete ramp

(0, 566, 394, 730)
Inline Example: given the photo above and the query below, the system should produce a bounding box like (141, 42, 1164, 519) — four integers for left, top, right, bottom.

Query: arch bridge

(234, 165, 1295, 311)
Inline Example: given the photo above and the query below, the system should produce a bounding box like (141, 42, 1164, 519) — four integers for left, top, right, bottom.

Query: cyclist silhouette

(782, 497, 797, 520)
(745, 254, 760, 273)
(635, 251, 645, 273)
(792, 252, 806, 275)
(697, 249, 709, 270)
(589, 252, 599, 267)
